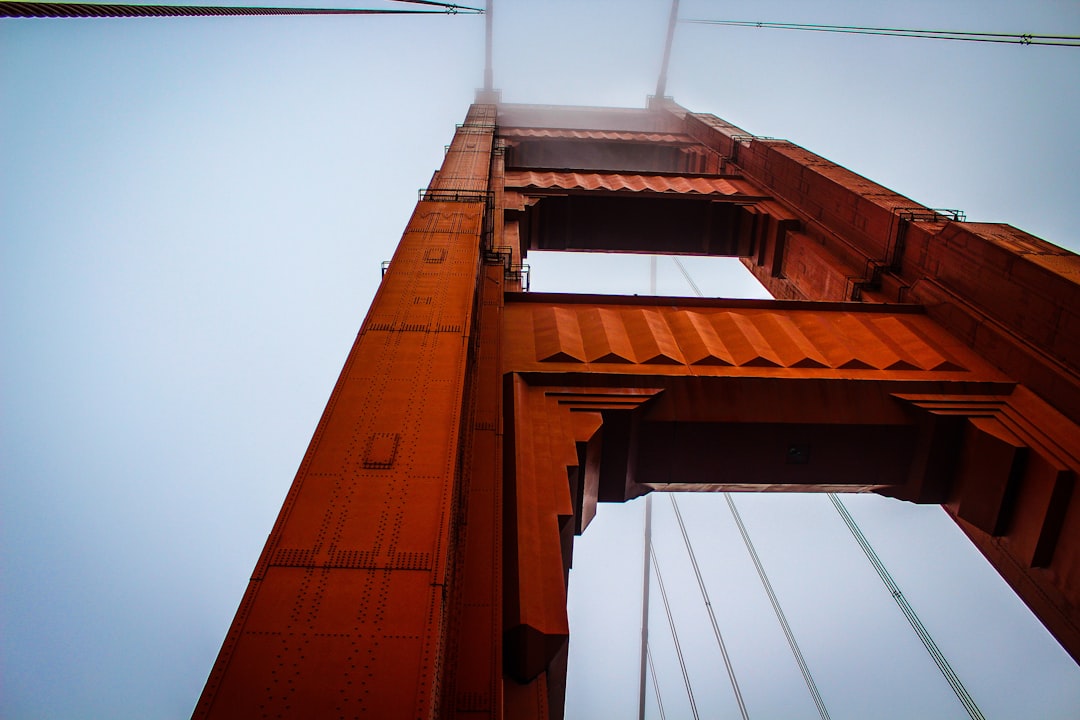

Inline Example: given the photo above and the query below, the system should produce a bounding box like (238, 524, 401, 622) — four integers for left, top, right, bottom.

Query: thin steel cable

(669, 495, 749, 720)
(687, 18, 1080, 41)
(685, 19, 1080, 48)
(393, 0, 475, 10)
(669, 255, 832, 717)
(828, 494, 985, 720)
(647, 644, 668, 720)
(0, 0, 481, 17)
(726, 494, 832, 720)
(672, 257, 703, 297)
(689, 18, 1080, 40)
(650, 543, 701, 720)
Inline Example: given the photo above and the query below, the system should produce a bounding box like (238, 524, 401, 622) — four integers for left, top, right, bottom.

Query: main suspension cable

(0, 0, 482, 18)
(726, 494, 832, 720)
(669, 495, 749, 720)
(650, 543, 701, 720)
(828, 494, 985, 720)
(684, 19, 1080, 48)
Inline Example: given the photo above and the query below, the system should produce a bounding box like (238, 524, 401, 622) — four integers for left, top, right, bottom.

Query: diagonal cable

(727, 494, 832, 720)
(647, 644, 668, 720)
(671, 257, 703, 297)
(828, 494, 985, 720)
(684, 19, 1080, 48)
(648, 254, 968, 719)
(392, 0, 475, 10)
(670, 244, 831, 719)
(669, 494, 749, 720)
(0, 0, 482, 17)
(650, 543, 701, 720)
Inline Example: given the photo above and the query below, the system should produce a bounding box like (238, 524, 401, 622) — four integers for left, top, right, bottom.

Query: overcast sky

(2, 1, 1079, 718)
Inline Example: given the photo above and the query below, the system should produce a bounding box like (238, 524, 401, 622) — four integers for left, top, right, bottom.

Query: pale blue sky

(2, 2, 1079, 718)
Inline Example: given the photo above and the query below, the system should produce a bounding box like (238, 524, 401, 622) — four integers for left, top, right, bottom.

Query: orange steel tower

(194, 99, 1080, 719)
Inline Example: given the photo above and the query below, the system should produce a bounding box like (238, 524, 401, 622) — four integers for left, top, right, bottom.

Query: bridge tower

(194, 98, 1080, 719)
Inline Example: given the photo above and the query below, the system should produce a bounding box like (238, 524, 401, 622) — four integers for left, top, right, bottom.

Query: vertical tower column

(194, 105, 496, 719)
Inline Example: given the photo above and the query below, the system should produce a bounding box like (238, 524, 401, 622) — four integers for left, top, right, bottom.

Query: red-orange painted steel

(500, 127, 690, 143)
(505, 169, 747, 196)
(197, 100, 1080, 720)
(194, 109, 495, 719)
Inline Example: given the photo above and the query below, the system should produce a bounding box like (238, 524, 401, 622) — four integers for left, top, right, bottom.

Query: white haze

(2, 1, 1079, 718)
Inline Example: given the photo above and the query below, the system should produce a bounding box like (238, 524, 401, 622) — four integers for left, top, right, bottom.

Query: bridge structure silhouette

(195, 97, 1080, 720)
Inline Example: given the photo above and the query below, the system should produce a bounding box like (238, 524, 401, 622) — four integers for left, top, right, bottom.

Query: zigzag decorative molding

(509, 302, 977, 373)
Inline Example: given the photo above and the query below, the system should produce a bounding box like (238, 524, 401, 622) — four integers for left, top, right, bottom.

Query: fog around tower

(2, 1, 1079, 718)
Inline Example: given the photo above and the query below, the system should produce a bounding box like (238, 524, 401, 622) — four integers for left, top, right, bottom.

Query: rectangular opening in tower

(526, 252, 770, 299)
(519, 194, 757, 257)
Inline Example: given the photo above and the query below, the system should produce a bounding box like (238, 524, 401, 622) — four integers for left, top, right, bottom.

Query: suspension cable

(672, 257, 703, 297)
(726, 494, 832, 720)
(650, 543, 701, 720)
(647, 644, 668, 720)
(669, 495, 749, 720)
(828, 494, 985, 720)
(0, 0, 482, 18)
(394, 0, 475, 10)
(684, 19, 1080, 48)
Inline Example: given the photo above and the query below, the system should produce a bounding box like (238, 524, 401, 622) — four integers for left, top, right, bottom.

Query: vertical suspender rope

(726, 494, 832, 720)
(828, 494, 985, 720)
(638, 495, 654, 720)
(651, 544, 701, 720)
(669, 495, 750, 720)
